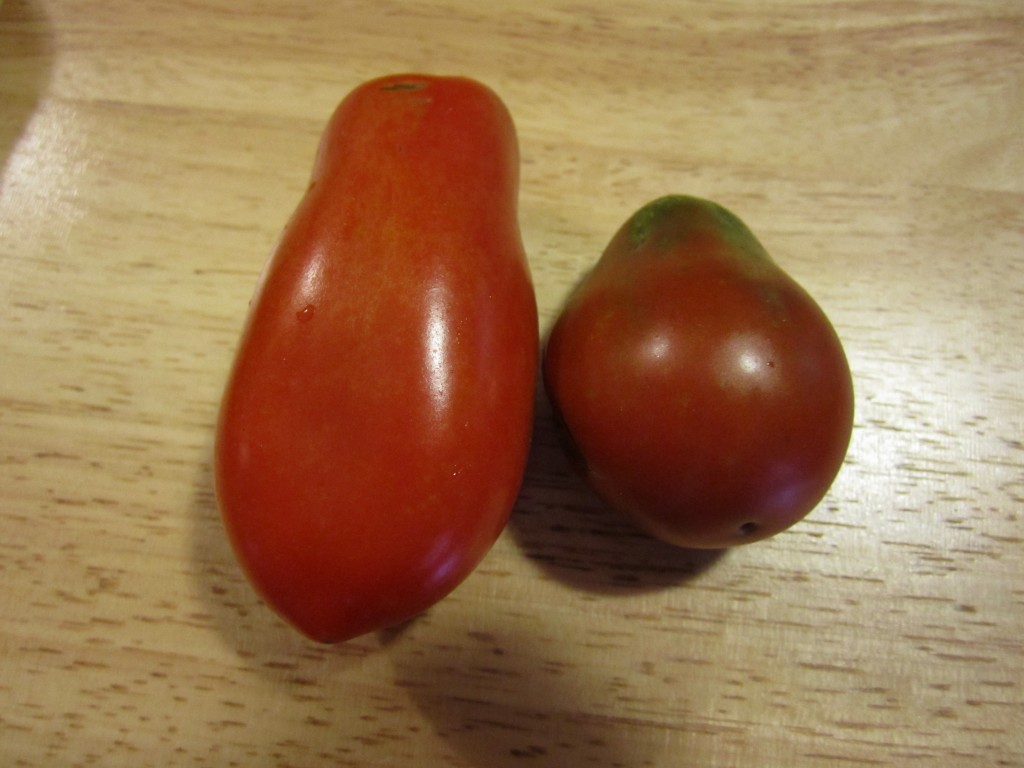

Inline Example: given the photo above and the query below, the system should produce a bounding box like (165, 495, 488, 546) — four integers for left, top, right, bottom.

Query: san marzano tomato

(543, 195, 853, 549)
(215, 75, 537, 642)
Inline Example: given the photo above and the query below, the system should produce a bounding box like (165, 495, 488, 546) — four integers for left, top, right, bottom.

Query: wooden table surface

(2, 1, 1022, 766)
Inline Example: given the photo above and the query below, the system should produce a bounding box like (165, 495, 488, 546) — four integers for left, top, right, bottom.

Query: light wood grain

(2, 0, 1022, 766)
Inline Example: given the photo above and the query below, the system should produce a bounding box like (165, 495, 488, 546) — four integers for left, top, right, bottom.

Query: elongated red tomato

(215, 75, 538, 643)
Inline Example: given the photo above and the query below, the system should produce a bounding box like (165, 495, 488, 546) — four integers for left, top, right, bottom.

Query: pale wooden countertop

(1, 1, 1022, 766)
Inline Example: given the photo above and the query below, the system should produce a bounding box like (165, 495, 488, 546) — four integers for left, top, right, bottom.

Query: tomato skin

(215, 75, 538, 642)
(543, 196, 853, 549)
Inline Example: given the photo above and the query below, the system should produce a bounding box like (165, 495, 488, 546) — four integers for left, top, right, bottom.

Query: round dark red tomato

(543, 195, 853, 549)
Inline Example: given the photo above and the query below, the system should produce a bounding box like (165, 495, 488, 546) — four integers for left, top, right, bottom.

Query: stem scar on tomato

(381, 82, 427, 91)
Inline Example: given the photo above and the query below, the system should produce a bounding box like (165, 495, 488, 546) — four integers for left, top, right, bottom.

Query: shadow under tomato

(509, 372, 727, 594)
(389, 615, 664, 768)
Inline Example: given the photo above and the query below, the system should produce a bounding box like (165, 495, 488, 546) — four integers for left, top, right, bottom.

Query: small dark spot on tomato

(296, 304, 315, 323)
(738, 521, 759, 537)
(381, 82, 426, 91)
